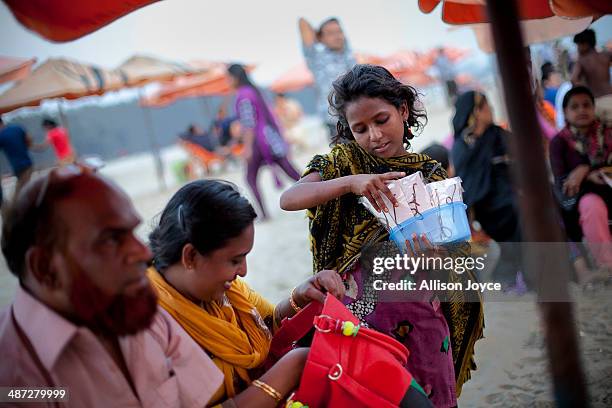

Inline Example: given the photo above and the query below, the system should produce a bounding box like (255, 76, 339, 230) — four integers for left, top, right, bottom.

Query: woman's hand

(349, 172, 405, 213)
(293, 269, 345, 306)
(563, 164, 590, 197)
(586, 169, 605, 185)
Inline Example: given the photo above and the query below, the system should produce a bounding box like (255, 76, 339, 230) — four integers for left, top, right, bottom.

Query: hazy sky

(0, 0, 484, 84)
(1, 1, 610, 85)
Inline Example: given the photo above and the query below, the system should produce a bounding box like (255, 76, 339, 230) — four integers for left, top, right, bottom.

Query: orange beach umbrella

(0, 58, 126, 114)
(0, 56, 36, 84)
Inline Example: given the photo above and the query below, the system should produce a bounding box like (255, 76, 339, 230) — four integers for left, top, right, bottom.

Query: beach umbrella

(419, 1, 606, 53)
(417, 1, 610, 405)
(140, 67, 231, 108)
(141, 63, 255, 108)
(117, 55, 200, 87)
(0, 58, 126, 114)
(418, 0, 609, 24)
(2, 0, 161, 42)
(470, 17, 593, 53)
(269, 64, 314, 94)
(115, 55, 207, 190)
(0, 56, 36, 84)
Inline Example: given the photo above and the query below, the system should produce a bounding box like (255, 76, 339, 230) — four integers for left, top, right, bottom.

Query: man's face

(50, 177, 157, 335)
(319, 21, 345, 51)
(577, 43, 590, 55)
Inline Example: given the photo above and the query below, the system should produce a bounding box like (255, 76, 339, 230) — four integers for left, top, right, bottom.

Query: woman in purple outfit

(228, 64, 300, 219)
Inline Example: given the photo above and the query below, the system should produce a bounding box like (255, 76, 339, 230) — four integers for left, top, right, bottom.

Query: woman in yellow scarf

(147, 179, 344, 407)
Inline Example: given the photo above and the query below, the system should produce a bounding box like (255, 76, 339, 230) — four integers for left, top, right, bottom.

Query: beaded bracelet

(289, 287, 302, 313)
(252, 379, 282, 402)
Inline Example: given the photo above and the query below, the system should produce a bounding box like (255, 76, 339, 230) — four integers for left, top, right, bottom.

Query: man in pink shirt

(0, 167, 223, 407)
(41, 118, 76, 165)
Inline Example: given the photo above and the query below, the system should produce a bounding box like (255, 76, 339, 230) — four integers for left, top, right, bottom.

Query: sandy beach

(1, 104, 610, 407)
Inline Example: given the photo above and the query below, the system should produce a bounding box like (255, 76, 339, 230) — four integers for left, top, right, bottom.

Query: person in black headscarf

(451, 91, 523, 286)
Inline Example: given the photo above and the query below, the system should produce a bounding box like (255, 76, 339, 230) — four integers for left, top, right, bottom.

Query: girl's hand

(405, 233, 448, 271)
(563, 165, 589, 197)
(586, 170, 605, 185)
(293, 269, 344, 306)
(349, 172, 405, 212)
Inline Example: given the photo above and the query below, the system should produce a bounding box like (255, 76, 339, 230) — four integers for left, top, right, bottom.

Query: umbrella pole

(138, 89, 166, 191)
(485, 0, 588, 406)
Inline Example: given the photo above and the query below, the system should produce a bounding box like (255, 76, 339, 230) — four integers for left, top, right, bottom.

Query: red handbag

(268, 300, 323, 361)
(274, 295, 414, 408)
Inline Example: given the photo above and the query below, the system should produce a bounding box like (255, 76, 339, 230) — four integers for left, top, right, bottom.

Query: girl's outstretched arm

(280, 171, 405, 212)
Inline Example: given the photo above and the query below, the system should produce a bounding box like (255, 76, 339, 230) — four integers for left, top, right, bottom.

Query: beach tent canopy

(117, 55, 200, 87)
(140, 70, 230, 108)
(0, 58, 127, 114)
(140, 63, 255, 108)
(0, 56, 36, 84)
(2, 0, 162, 42)
(269, 64, 314, 94)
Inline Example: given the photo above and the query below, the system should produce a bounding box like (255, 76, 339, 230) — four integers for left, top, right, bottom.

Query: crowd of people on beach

(0, 13, 610, 408)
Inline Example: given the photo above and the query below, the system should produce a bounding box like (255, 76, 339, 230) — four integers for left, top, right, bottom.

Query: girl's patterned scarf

(304, 141, 484, 395)
(559, 120, 612, 168)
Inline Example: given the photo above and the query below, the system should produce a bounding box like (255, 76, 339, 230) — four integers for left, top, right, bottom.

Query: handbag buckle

(313, 315, 337, 333)
(328, 363, 343, 381)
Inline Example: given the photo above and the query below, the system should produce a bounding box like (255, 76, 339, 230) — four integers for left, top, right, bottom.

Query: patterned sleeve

(303, 151, 338, 180)
(236, 98, 257, 130)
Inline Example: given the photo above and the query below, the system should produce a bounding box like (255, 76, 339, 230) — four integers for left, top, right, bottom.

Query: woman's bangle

(251, 379, 282, 402)
(289, 287, 302, 313)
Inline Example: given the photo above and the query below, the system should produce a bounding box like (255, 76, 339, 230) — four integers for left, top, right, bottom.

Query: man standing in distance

(299, 17, 356, 141)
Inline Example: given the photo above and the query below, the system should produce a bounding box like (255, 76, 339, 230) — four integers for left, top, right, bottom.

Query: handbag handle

(269, 301, 323, 358)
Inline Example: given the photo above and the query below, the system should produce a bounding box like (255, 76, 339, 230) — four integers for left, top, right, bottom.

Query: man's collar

(13, 286, 78, 371)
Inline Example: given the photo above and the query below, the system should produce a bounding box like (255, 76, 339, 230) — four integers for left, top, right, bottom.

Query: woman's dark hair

(328, 64, 427, 147)
(42, 118, 57, 128)
(227, 64, 256, 89)
(562, 86, 595, 110)
(149, 180, 257, 272)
